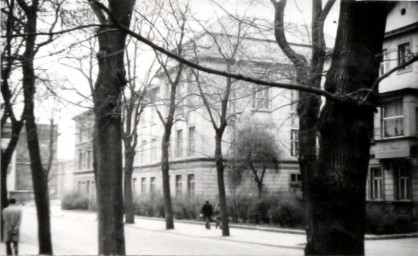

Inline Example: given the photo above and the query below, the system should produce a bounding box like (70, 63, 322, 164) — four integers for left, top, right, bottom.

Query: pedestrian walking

(214, 203, 222, 229)
(200, 201, 213, 229)
(2, 198, 22, 255)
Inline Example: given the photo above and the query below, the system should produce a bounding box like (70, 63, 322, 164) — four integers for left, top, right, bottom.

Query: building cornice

(379, 88, 418, 100)
(384, 22, 418, 39)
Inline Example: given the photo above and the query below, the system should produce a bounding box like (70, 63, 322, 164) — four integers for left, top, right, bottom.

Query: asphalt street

(1, 205, 417, 255)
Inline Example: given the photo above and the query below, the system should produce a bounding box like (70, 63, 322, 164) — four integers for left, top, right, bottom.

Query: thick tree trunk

(92, 1, 134, 254)
(215, 131, 230, 236)
(305, 2, 388, 255)
(20, 4, 53, 254)
(124, 151, 135, 224)
(94, 34, 126, 255)
(161, 131, 174, 229)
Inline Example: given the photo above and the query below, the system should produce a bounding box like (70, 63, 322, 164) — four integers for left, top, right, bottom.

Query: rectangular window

(290, 130, 299, 157)
(141, 177, 147, 194)
(140, 140, 146, 163)
(396, 167, 411, 200)
(379, 49, 390, 75)
(87, 149, 92, 169)
(290, 90, 299, 112)
(175, 175, 182, 196)
(370, 167, 383, 200)
(86, 180, 90, 196)
(150, 177, 156, 195)
(188, 127, 195, 156)
(132, 178, 137, 194)
(151, 138, 157, 162)
(78, 150, 83, 170)
(187, 174, 195, 196)
(290, 173, 302, 189)
(176, 129, 183, 158)
(398, 42, 411, 71)
(252, 86, 269, 110)
(383, 99, 404, 138)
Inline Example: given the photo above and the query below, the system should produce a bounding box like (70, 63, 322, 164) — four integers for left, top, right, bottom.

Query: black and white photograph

(1, 0, 417, 255)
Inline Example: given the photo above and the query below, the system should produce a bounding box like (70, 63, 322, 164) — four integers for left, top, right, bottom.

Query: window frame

(382, 99, 404, 138)
(397, 42, 412, 73)
(396, 167, 411, 201)
(176, 129, 183, 158)
(370, 167, 383, 200)
(187, 127, 196, 157)
(290, 129, 299, 157)
(175, 175, 182, 196)
(187, 174, 195, 196)
(252, 85, 270, 111)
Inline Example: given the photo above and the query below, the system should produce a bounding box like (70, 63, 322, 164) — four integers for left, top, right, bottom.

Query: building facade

(71, 5, 418, 230)
(2, 123, 58, 202)
(366, 2, 418, 230)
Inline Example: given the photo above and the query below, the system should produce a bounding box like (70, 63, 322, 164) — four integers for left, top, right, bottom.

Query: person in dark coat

(2, 198, 22, 255)
(200, 201, 213, 229)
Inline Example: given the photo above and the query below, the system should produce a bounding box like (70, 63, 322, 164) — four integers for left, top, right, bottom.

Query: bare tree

(151, 0, 190, 230)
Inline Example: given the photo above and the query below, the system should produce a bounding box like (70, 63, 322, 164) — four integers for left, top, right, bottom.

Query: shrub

(365, 206, 400, 234)
(270, 198, 304, 227)
(61, 192, 89, 210)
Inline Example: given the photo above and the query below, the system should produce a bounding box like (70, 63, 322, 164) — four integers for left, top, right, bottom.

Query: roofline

(384, 22, 418, 39)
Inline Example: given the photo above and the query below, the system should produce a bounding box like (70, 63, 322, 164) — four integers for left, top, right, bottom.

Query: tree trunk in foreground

(305, 1, 388, 255)
(124, 151, 135, 224)
(215, 131, 230, 236)
(93, 1, 134, 254)
(20, 2, 53, 254)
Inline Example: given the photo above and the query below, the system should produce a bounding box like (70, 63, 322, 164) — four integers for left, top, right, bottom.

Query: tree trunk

(1, 121, 24, 241)
(124, 151, 135, 224)
(92, 1, 134, 254)
(161, 131, 174, 229)
(215, 131, 230, 236)
(305, 2, 388, 255)
(20, 4, 53, 254)
(94, 35, 126, 255)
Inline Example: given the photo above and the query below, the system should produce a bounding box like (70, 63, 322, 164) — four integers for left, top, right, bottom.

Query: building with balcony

(367, 1, 418, 231)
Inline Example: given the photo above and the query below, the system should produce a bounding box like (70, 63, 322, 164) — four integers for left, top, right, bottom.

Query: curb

(134, 215, 417, 240)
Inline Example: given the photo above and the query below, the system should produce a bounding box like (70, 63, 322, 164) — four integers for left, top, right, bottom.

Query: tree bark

(215, 131, 230, 236)
(161, 130, 174, 229)
(92, 1, 134, 254)
(124, 150, 135, 224)
(305, 1, 388, 255)
(18, 1, 53, 253)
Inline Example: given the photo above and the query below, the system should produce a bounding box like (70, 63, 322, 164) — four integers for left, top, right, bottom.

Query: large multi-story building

(71, 3, 417, 229)
(366, 2, 418, 229)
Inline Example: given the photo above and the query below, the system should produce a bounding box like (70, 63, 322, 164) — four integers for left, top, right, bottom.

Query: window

(141, 178, 147, 194)
(290, 90, 299, 112)
(140, 140, 146, 163)
(252, 86, 269, 110)
(175, 175, 182, 196)
(86, 180, 90, 196)
(132, 178, 137, 194)
(370, 168, 383, 200)
(150, 177, 156, 195)
(176, 129, 183, 158)
(188, 127, 195, 156)
(78, 150, 83, 170)
(290, 130, 299, 157)
(78, 126, 83, 143)
(396, 167, 411, 200)
(187, 174, 195, 196)
(398, 42, 411, 71)
(379, 49, 390, 75)
(87, 149, 92, 169)
(151, 138, 157, 162)
(382, 99, 403, 138)
(290, 174, 302, 189)
(78, 180, 82, 192)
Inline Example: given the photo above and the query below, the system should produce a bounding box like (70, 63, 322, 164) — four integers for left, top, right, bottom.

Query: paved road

(1, 205, 417, 255)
